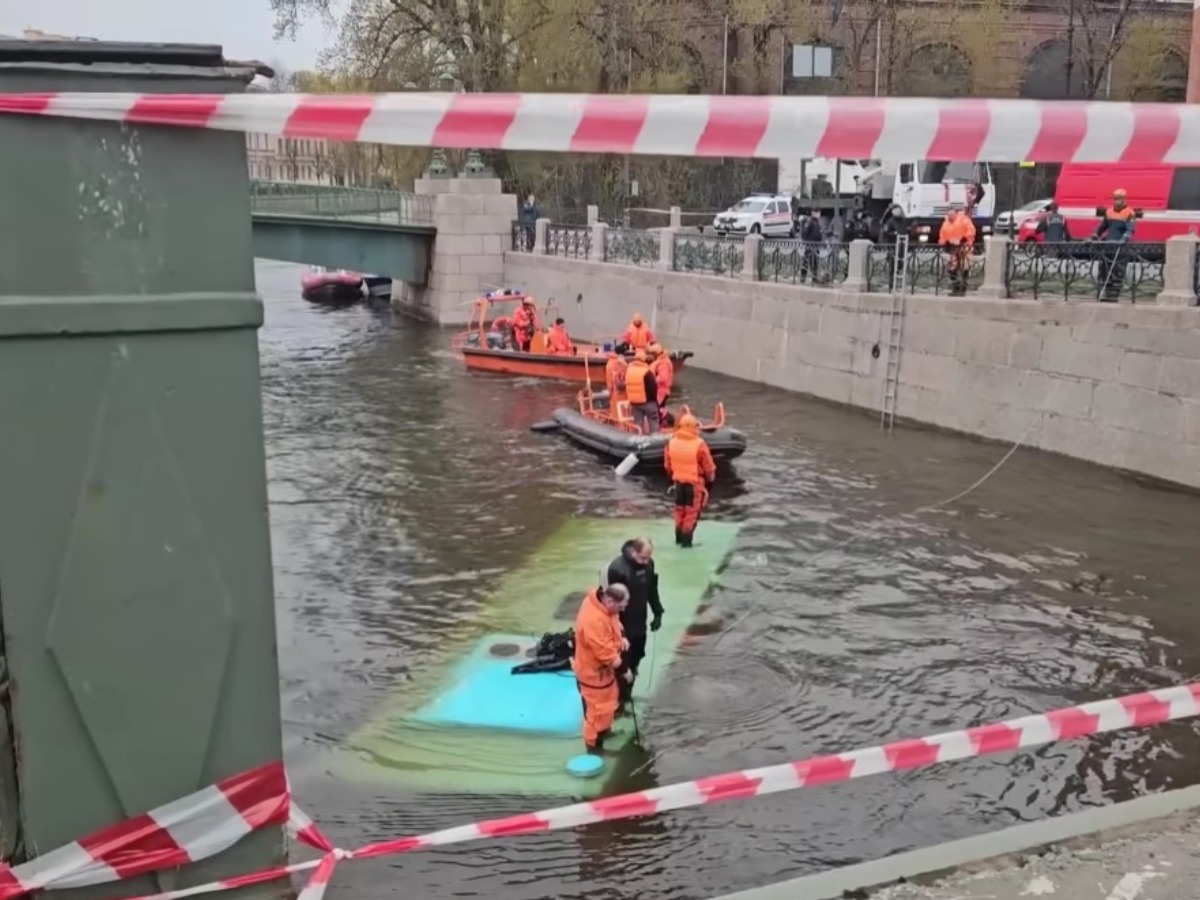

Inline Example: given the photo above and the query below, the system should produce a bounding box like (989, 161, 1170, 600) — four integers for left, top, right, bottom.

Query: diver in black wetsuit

(603, 537, 663, 713)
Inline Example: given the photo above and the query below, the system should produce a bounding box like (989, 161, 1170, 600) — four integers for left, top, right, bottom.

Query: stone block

(900, 352, 967, 393)
(431, 254, 460, 276)
(1111, 325, 1200, 360)
(480, 234, 505, 255)
(428, 272, 482, 294)
(785, 300, 822, 335)
(457, 253, 503, 276)
(435, 234, 485, 256)
(953, 319, 1018, 367)
(1158, 356, 1200, 399)
(448, 177, 503, 195)
(1184, 398, 1200, 445)
(1115, 350, 1162, 391)
(1037, 337, 1114, 381)
(460, 214, 510, 235)
(903, 314, 956, 356)
(1091, 382, 1182, 438)
(751, 293, 790, 330)
(789, 331, 856, 373)
(1036, 413, 1115, 466)
(1008, 332, 1042, 370)
(818, 305, 877, 342)
(435, 193, 485, 216)
(483, 194, 519, 217)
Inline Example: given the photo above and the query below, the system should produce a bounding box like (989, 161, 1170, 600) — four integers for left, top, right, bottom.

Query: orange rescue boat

(450, 290, 693, 382)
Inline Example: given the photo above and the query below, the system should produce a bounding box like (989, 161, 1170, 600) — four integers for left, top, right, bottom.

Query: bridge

(248, 181, 436, 284)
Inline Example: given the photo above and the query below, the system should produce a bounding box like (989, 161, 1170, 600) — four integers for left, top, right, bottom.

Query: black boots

(674, 527, 683, 545)
(680, 531, 694, 548)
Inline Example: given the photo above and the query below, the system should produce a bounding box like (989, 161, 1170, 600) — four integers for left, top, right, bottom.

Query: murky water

(261, 259, 1200, 900)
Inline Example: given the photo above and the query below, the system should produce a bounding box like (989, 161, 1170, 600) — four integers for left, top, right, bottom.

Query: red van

(1017, 164, 1200, 244)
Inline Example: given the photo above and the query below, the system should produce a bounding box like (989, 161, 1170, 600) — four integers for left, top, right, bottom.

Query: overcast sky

(1, 0, 333, 70)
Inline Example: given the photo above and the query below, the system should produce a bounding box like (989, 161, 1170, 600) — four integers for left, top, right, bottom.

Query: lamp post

(425, 75, 454, 179)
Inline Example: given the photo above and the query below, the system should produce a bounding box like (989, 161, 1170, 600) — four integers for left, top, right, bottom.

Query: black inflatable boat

(545, 406, 748, 466)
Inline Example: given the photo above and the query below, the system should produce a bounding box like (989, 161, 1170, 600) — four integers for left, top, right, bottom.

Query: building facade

(245, 132, 335, 184)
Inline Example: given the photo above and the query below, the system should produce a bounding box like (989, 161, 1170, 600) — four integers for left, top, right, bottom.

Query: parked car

(995, 197, 1053, 233)
(712, 194, 795, 238)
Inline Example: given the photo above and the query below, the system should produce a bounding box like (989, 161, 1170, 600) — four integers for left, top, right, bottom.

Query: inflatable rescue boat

(536, 388, 747, 468)
(301, 267, 364, 304)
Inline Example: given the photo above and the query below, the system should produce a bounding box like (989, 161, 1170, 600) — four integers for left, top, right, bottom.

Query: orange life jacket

(605, 356, 627, 395)
(513, 306, 535, 335)
(624, 360, 651, 405)
(572, 589, 623, 688)
(650, 355, 674, 400)
(938, 216, 976, 246)
(665, 429, 716, 485)
(546, 325, 572, 354)
(623, 323, 653, 350)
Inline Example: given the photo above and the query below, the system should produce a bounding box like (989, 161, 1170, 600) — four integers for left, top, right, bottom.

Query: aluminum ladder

(880, 235, 910, 431)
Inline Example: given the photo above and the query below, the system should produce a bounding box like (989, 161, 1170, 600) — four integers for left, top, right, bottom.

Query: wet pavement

(258, 260, 1200, 900)
(871, 815, 1200, 900)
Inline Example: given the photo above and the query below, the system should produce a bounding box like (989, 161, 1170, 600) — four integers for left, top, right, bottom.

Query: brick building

(682, 0, 1189, 101)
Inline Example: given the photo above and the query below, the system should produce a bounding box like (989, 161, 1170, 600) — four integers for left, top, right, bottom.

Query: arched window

(896, 43, 973, 97)
(1021, 39, 1088, 99)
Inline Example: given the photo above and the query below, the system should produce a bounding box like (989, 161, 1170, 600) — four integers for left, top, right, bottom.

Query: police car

(712, 194, 796, 238)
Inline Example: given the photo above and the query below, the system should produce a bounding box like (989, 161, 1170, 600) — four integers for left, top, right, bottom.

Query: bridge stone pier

(0, 39, 283, 900)
(393, 175, 516, 323)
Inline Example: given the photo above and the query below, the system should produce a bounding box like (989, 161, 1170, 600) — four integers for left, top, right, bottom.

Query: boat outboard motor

(511, 629, 575, 675)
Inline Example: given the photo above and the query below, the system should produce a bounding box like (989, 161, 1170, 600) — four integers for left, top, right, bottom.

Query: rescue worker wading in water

(665, 413, 716, 547)
(604, 537, 663, 713)
(546, 317, 573, 354)
(621, 313, 656, 353)
(938, 205, 976, 297)
(623, 350, 659, 434)
(512, 297, 536, 352)
(648, 343, 674, 427)
(572, 583, 632, 755)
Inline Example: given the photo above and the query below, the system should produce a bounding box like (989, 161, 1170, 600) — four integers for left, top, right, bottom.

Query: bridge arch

(895, 42, 973, 97)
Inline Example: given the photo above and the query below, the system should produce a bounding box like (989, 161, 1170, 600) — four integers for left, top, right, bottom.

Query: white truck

(780, 158, 996, 244)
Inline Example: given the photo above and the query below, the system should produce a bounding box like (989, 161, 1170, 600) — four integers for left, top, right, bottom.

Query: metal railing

(865, 244, 985, 295)
(511, 220, 536, 252)
(545, 223, 592, 260)
(757, 240, 850, 285)
(248, 181, 434, 226)
(605, 228, 660, 267)
(672, 233, 744, 277)
(1006, 241, 1165, 303)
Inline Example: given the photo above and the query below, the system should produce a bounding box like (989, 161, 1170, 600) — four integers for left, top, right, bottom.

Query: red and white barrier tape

(0, 92, 1197, 163)
(21, 682, 1198, 900)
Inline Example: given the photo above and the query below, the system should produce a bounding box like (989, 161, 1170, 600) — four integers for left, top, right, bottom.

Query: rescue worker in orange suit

(604, 350, 627, 405)
(620, 313, 656, 353)
(512, 297, 536, 352)
(1093, 188, 1136, 302)
(665, 413, 716, 548)
(623, 350, 659, 434)
(648, 344, 674, 427)
(938, 205, 976, 297)
(546, 317, 573, 354)
(489, 315, 512, 349)
(572, 583, 632, 755)
(604, 537, 663, 713)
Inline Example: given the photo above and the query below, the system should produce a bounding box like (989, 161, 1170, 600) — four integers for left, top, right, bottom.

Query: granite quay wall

(503, 225, 1200, 490)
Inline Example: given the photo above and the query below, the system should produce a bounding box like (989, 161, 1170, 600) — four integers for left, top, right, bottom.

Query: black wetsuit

(605, 541, 664, 705)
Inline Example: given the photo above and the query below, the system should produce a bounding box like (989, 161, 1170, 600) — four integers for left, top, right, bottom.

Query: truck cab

(860, 160, 995, 244)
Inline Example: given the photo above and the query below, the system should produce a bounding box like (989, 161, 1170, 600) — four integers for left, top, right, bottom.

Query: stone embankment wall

(504, 251, 1200, 490)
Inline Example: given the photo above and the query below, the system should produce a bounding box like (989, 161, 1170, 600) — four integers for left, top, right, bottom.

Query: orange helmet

(631, 313, 644, 325)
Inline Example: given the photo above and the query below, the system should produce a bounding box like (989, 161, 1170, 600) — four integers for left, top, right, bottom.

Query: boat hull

(550, 407, 747, 465)
(461, 346, 692, 383)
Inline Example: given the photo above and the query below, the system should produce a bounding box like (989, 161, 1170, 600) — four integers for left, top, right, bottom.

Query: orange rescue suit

(624, 360, 652, 405)
(665, 416, 716, 547)
(622, 321, 656, 351)
(572, 589, 624, 749)
(512, 304, 535, 347)
(546, 324, 572, 354)
(650, 353, 674, 405)
(938, 215, 976, 248)
(605, 355, 627, 398)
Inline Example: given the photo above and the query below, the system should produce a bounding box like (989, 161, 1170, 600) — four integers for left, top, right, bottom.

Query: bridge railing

(248, 181, 434, 226)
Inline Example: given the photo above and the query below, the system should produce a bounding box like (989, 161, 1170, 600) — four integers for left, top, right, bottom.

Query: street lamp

(425, 76, 453, 178)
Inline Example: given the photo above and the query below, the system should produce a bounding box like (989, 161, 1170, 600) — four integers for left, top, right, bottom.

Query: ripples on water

(258, 261, 1200, 899)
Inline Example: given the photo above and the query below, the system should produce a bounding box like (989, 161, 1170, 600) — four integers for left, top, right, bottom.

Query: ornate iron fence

(1005, 241, 1165, 302)
(605, 228, 660, 267)
(511, 220, 536, 252)
(546, 224, 592, 259)
(865, 244, 984, 295)
(249, 182, 434, 224)
(672, 234, 744, 277)
(757, 240, 850, 285)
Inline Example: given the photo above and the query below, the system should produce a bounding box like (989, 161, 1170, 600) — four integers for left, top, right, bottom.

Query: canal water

(260, 260, 1200, 900)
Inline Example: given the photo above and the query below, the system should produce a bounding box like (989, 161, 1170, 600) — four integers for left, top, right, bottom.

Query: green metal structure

(0, 39, 284, 900)
(248, 182, 436, 282)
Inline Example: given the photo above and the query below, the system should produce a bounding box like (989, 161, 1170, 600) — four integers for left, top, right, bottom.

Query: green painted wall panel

(0, 53, 284, 900)
(251, 216, 433, 285)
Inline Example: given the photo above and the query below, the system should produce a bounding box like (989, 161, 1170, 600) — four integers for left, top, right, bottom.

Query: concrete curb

(717, 785, 1200, 900)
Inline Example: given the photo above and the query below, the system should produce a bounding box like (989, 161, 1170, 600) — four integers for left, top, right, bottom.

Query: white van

(712, 194, 795, 238)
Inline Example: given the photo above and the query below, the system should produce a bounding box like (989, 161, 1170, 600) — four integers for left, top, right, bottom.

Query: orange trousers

(578, 680, 618, 747)
(673, 481, 708, 538)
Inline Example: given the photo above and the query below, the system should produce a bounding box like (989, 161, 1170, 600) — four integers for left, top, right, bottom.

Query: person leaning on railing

(938, 204, 976, 297)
